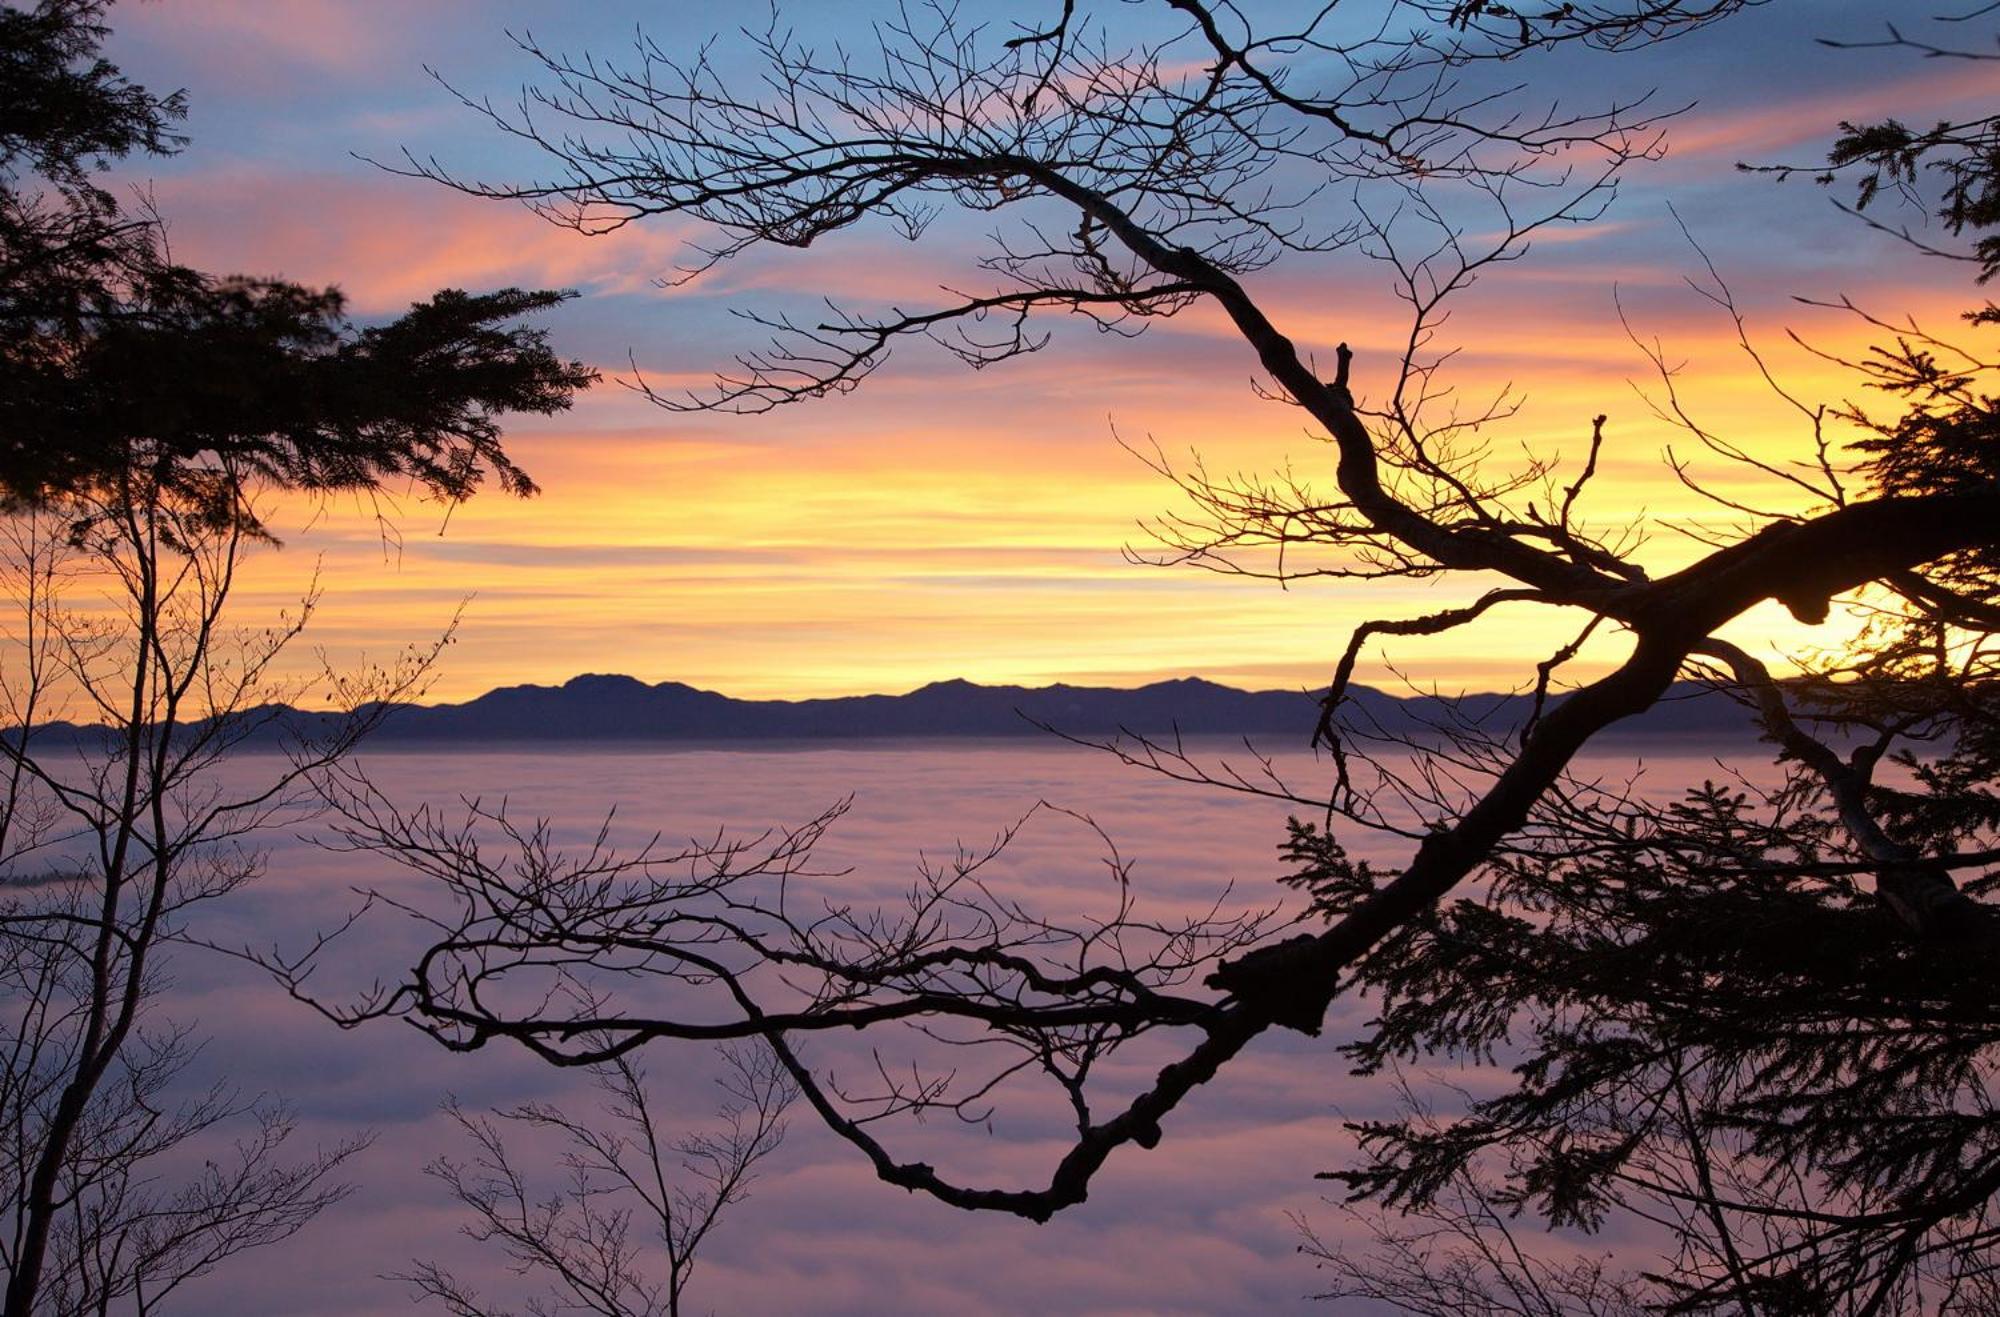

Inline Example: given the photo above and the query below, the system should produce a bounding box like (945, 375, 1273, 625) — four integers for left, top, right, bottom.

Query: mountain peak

(564, 672, 648, 692)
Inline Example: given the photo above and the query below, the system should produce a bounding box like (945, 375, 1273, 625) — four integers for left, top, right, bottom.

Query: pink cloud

(116, 0, 421, 85)
(151, 168, 687, 312)
(1667, 61, 1996, 161)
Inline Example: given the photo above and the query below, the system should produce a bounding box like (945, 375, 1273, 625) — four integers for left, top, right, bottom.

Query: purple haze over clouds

(146, 740, 1744, 1314)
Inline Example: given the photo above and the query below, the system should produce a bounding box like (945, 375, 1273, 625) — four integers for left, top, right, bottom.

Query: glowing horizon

(91, 1, 1985, 705)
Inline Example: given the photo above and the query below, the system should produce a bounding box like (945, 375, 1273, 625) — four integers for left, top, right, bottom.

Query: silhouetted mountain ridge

(9, 674, 1765, 745)
(257, 674, 1764, 743)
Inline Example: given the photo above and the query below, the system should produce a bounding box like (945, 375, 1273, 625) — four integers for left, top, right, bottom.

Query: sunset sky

(98, 0, 1988, 702)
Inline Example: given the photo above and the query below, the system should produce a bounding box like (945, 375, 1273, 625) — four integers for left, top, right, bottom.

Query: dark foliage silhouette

(0, 0, 596, 531)
(1301, 6, 2000, 1310)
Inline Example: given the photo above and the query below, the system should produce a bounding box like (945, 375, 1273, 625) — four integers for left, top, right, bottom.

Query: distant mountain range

(98, 673, 1758, 745)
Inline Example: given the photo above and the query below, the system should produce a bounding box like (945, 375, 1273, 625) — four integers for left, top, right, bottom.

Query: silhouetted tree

(0, 488, 399, 1317)
(0, 4, 593, 1313)
(404, 1046, 792, 1317)
(1290, 8, 2000, 1310)
(0, 0, 597, 530)
(261, 1, 1999, 1306)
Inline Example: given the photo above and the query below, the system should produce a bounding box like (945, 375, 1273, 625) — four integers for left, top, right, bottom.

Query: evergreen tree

(0, 0, 596, 528)
(1315, 24, 2000, 1303)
